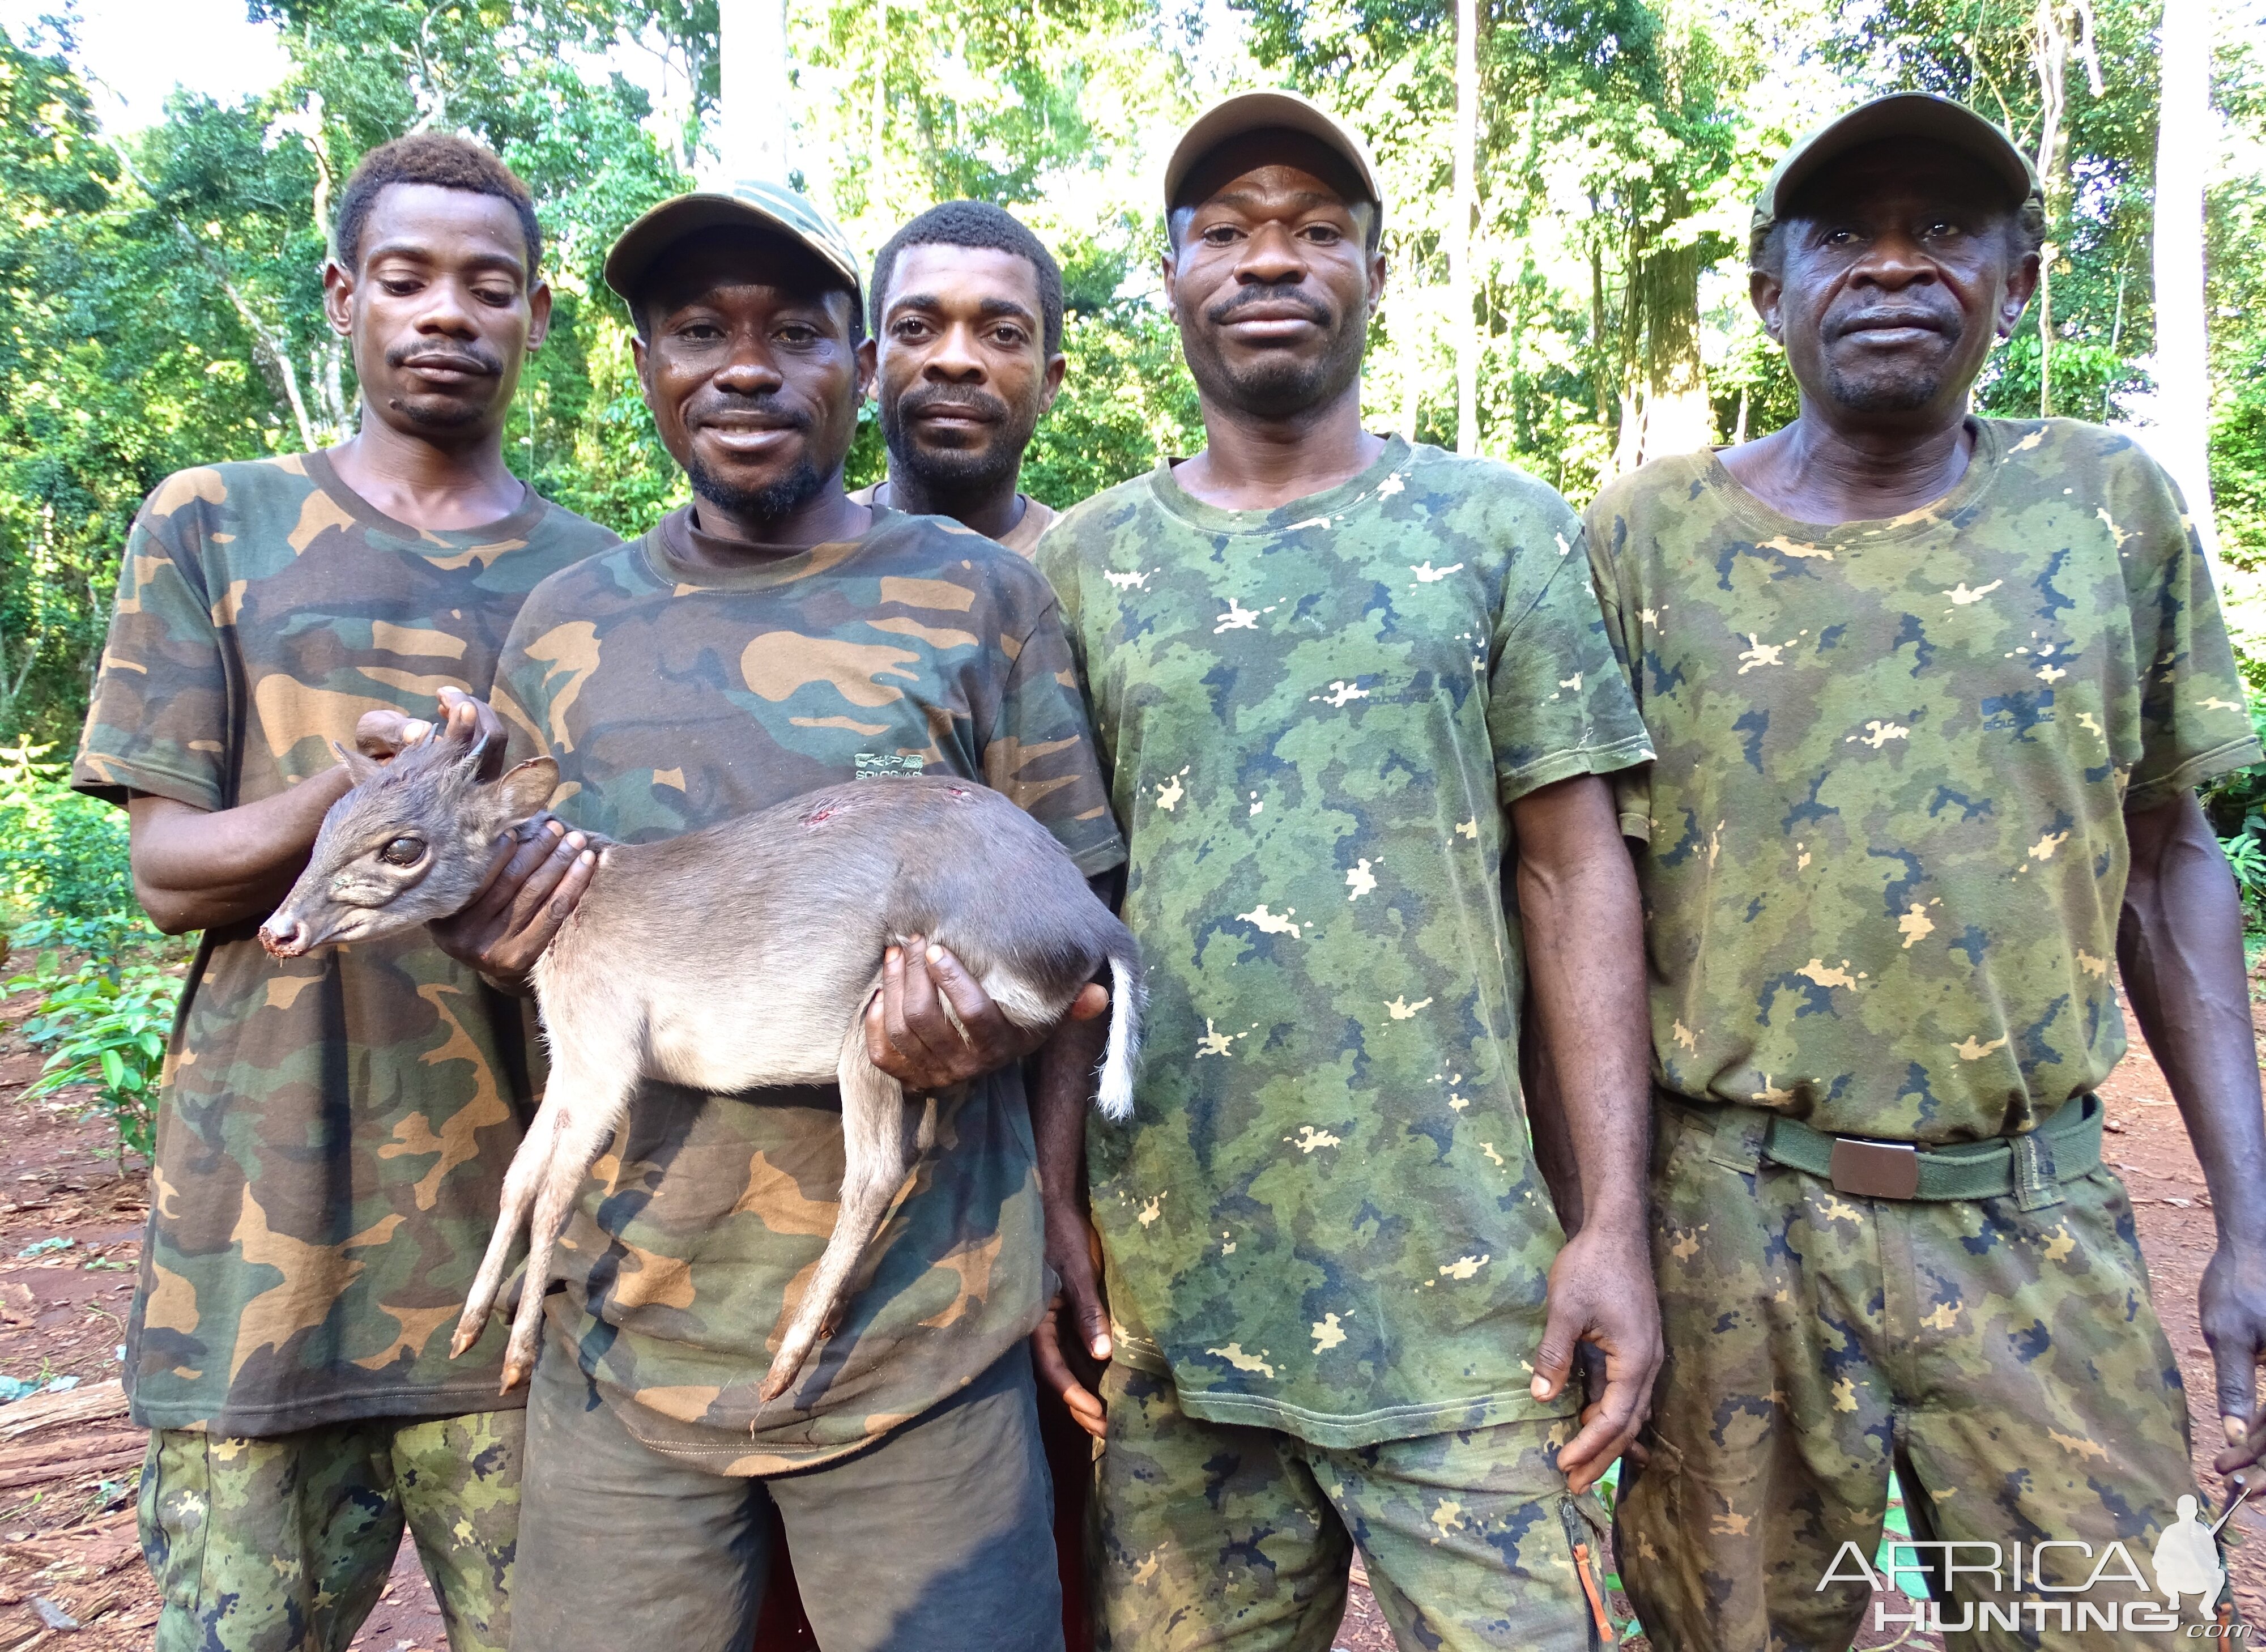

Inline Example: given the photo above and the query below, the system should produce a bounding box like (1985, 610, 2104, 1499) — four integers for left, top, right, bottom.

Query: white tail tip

(1095, 956, 1141, 1121)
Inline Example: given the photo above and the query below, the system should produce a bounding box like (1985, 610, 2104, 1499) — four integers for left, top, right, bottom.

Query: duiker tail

(1096, 935, 1145, 1122)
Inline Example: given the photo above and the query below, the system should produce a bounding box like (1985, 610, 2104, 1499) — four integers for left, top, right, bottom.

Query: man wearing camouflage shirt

(1036, 93, 1660, 1651)
(1587, 93, 2266, 1647)
(73, 135, 617, 1652)
(485, 181, 1123, 1652)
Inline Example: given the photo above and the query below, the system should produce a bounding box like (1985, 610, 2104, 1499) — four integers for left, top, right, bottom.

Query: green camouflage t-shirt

(73, 450, 618, 1433)
(1038, 436, 1653, 1447)
(492, 503, 1125, 1473)
(1585, 418, 2261, 1144)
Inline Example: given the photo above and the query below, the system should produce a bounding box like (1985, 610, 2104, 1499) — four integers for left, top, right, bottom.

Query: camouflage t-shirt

(491, 503, 1125, 1472)
(1038, 436, 1653, 1448)
(1585, 418, 2261, 1144)
(73, 450, 619, 1433)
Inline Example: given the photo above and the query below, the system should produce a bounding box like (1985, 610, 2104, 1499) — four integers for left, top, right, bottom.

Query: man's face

(875, 244, 1064, 498)
(323, 182, 550, 438)
(632, 230, 873, 523)
(1756, 139, 2038, 421)
(1162, 142, 1384, 421)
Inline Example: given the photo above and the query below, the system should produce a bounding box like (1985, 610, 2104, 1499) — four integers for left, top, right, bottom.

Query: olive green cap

(1752, 92, 2042, 254)
(1164, 90, 1382, 227)
(604, 178, 864, 316)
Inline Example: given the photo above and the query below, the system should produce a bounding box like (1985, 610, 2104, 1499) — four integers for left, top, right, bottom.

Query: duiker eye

(379, 836, 426, 867)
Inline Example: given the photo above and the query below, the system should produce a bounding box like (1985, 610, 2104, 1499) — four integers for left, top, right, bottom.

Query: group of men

(69, 80, 2266, 1652)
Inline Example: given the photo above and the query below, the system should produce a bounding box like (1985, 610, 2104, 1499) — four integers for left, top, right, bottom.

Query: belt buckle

(1829, 1138, 1919, 1200)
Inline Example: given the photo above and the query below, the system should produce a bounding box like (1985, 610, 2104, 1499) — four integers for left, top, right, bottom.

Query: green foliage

(1022, 305, 1204, 508)
(6, 955, 183, 1167)
(2201, 696, 2266, 925)
(0, 742, 156, 957)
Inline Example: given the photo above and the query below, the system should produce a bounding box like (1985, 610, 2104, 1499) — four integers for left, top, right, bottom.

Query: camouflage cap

(1751, 92, 2042, 257)
(1163, 90, 1382, 227)
(604, 178, 864, 317)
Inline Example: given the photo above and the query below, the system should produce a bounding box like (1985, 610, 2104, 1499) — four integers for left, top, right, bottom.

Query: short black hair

(333, 134, 542, 276)
(870, 201, 1064, 356)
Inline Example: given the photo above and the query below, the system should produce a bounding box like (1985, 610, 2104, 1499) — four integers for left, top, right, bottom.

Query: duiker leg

(757, 1016, 916, 1403)
(500, 1051, 636, 1390)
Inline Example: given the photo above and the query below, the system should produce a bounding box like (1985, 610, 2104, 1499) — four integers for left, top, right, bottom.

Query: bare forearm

(1521, 1019, 1586, 1233)
(2119, 791, 2266, 1251)
(1512, 778, 1652, 1231)
(127, 774, 354, 934)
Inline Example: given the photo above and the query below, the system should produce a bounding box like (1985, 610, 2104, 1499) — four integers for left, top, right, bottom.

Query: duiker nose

(259, 916, 312, 958)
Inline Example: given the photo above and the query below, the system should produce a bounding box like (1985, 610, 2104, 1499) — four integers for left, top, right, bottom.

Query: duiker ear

(331, 740, 385, 787)
(493, 756, 559, 824)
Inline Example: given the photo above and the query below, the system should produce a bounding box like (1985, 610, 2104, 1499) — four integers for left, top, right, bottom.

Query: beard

(880, 382, 1041, 501)
(1821, 358, 1946, 414)
(1184, 284, 1366, 421)
(685, 449, 829, 525)
(388, 392, 490, 431)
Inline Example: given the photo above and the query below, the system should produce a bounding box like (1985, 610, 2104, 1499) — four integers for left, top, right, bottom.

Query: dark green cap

(604, 178, 864, 316)
(1752, 92, 2042, 256)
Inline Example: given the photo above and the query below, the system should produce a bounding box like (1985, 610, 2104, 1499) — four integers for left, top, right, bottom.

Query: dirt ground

(0, 978, 2259, 1652)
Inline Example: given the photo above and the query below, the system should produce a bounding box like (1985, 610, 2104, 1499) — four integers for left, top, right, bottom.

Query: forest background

(3, 0, 2266, 981)
(1, 0, 2264, 748)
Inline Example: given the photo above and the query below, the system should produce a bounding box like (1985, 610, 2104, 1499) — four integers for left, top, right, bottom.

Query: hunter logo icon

(2150, 1496, 2225, 1613)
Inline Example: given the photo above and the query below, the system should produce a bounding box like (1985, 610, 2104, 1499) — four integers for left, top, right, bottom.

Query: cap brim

(1164, 92, 1382, 215)
(603, 192, 863, 311)
(1766, 93, 2038, 221)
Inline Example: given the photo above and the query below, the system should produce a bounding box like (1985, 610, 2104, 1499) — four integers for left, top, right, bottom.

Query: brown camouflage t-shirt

(491, 502, 1125, 1472)
(74, 450, 618, 1432)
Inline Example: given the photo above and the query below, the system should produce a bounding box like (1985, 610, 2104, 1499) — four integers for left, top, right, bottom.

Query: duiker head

(259, 719, 556, 957)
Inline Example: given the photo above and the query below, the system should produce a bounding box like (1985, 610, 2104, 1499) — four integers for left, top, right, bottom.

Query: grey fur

(259, 721, 1142, 1400)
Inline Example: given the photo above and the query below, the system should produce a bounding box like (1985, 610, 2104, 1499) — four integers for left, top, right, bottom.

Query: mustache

(690, 393, 813, 432)
(1206, 284, 1334, 328)
(896, 382, 1012, 424)
(1832, 303, 1958, 338)
(385, 340, 502, 376)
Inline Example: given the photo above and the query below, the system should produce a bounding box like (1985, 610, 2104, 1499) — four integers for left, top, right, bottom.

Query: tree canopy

(1, 0, 2261, 747)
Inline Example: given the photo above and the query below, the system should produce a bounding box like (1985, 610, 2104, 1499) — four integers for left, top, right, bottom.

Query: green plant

(2201, 698, 2266, 928)
(7, 954, 182, 1166)
(0, 742, 157, 957)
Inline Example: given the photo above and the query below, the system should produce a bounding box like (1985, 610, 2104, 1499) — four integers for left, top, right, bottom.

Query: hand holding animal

(259, 714, 1141, 1400)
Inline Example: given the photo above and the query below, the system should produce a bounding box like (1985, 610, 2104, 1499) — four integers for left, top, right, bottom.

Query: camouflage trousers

(138, 1409, 523, 1652)
(1093, 1363, 1614, 1651)
(1618, 1097, 2230, 1651)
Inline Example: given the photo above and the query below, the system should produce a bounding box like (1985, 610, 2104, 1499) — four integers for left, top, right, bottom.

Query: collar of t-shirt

(1145, 433, 1413, 537)
(648, 500, 897, 591)
(301, 448, 548, 547)
(1700, 416, 2005, 546)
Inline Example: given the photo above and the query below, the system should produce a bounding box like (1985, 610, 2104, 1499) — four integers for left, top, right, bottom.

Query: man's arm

(1511, 772, 1660, 1493)
(2118, 789, 2266, 1475)
(125, 694, 477, 934)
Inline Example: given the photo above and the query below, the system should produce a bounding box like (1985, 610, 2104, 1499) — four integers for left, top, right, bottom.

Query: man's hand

(415, 691, 591, 991)
(864, 937, 1108, 1092)
(1034, 1203, 1112, 1440)
(427, 816, 594, 992)
(1531, 1219, 1660, 1493)
(2205, 1240, 2266, 1476)
(356, 685, 505, 764)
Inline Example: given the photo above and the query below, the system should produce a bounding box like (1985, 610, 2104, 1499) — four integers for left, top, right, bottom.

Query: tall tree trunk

(718, 0, 791, 181)
(2030, 0, 2102, 418)
(1638, 205, 1710, 461)
(1451, 0, 1478, 455)
(2153, 0, 2217, 538)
